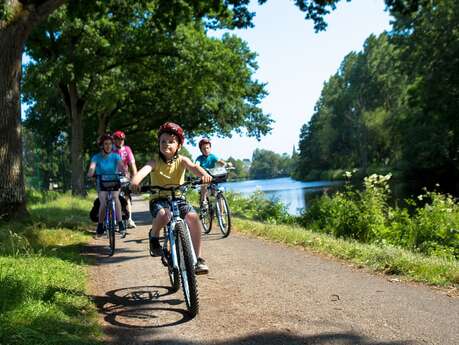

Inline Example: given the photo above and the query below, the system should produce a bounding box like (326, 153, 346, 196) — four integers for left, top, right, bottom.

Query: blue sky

(186, 0, 392, 160)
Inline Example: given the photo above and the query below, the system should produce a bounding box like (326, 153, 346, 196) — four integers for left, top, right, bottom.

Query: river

(221, 177, 342, 215)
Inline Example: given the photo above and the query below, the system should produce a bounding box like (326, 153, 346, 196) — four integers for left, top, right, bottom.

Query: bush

(300, 172, 459, 259)
(26, 188, 61, 204)
(408, 190, 459, 258)
(226, 191, 296, 224)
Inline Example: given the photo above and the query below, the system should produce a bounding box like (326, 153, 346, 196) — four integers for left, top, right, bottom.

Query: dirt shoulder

(87, 196, 459, 345)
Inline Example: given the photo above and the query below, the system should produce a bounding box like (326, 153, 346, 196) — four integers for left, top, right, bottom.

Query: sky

(186, 0, 393, 160)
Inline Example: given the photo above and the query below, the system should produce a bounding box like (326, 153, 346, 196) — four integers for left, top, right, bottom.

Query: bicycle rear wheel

(200, 196, 213, 234)
(108, 201, 116, 256)
(176, 221, 199, 317)
(216, 193, 231, 237)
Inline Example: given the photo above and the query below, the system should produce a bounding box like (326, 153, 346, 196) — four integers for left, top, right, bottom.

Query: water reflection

(221, 177, 342, 215)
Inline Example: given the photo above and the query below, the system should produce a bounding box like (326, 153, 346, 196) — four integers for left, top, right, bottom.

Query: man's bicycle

(141, 180, 201, 317)
(95, 173, 124, 256)
(199, 167, 232, 238)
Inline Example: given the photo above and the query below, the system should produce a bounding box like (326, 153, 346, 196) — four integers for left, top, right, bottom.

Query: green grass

(233, 218, 459, 287)
(0, 191, 103, 345)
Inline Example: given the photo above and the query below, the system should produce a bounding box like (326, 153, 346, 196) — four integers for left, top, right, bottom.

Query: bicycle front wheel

(216, 193, 231, 237)
(108, 201, 116, 256)
(200, 197, 213, 234)
(164, 227, 180, 292)
(176, 221, 199, 317)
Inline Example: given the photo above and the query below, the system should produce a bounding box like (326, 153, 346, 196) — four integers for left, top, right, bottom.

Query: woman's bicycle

(95, 173, 125, 256)
(141, 180, 201, 317)
(199, 167, 232, 238)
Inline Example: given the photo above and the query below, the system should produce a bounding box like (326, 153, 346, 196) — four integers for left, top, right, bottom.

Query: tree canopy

(22, 2, 272, 189)
(294, 0, 459, 196)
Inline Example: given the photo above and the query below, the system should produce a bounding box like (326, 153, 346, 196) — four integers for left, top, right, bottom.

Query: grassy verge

(0, 191, 103, 345)
(233, 218, 459, 287)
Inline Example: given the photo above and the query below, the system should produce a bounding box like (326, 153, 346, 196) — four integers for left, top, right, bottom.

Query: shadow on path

(106, 330, 415, 345)
(93, 285, 192, 331)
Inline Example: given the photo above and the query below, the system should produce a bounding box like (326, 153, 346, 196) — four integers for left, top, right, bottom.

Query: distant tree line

(293, 0, 459, 195)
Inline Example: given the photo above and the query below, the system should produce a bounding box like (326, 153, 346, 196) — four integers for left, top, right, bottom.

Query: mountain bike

(141, 179, 201, 317)
(199, 167, 232, 238)
(96, 173, 123, 256)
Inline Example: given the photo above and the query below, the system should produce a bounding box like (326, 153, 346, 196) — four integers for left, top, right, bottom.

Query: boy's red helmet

(98, 133, 113, 146)
(113, 130, 125, 139)
(158, 122, 185, 144)
(199, 138, 211, 149)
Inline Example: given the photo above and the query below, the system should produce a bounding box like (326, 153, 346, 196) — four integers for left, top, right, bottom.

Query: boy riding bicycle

(195, 138, 231, 210)
(131, 122, 212, 274)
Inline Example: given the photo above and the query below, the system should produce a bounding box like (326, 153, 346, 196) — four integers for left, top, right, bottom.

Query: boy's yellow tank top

(149, 154, 186, 199)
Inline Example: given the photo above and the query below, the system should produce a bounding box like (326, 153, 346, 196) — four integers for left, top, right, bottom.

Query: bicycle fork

(104, 194, 116, 233)
(170, 201, 198, 268)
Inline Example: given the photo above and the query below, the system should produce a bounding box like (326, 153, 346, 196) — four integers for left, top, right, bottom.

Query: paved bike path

(87, 196, 459, 345)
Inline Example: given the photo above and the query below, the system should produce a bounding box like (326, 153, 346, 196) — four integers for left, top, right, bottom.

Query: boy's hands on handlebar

(200, 173, 212, 184)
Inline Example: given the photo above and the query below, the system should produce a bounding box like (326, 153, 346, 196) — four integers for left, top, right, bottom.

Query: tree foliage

(295, 0, 459, 196)
(22, 1, 272, 193)
(250, 148, 294, 179)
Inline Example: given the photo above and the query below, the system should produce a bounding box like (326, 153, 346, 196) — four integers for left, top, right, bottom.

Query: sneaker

(149, 236, 162, 257)
(195, 257, 209, 275)
(127, 218, 136, 228)
(95, 223, 105, 238)
(118, 221, 127, 238)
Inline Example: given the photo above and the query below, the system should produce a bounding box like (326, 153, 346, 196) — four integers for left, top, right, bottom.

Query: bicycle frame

(199, 171, 231, 237)
(96, 173, 123, 255)
(167, 198, 198, 269)
(104, 191, 117, 230)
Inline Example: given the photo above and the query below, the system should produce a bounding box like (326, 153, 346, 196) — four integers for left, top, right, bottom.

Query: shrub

(408, 190, 459, 258)
(300, 172, 459, 259)
(225, 191, 296, 224)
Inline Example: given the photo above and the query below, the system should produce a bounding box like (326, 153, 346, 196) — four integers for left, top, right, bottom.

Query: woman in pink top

(113, 130, 138, 228)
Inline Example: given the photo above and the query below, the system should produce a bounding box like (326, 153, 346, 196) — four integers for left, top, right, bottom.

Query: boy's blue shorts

(149, 198, 196, 219)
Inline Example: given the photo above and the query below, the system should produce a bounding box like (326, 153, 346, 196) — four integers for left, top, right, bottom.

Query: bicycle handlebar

(140, 179, 201, 194)
(93, 173, 124, 177)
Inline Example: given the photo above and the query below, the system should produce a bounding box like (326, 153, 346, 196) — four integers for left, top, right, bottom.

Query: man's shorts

(149, 198, 196, 219)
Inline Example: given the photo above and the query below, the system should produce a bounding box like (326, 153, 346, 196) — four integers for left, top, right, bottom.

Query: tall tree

(391, 0, 459, 191)
(23, 22, 271, 186)
(294, 33, 405, 180)
(0, 0, 65, 218)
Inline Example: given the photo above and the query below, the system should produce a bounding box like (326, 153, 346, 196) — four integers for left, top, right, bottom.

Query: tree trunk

(97, 111, 109, 136)
(0, 0, 65, 219)
(0, 24, 29, 219)
(61, 81, 86, 196)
